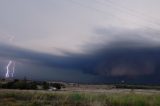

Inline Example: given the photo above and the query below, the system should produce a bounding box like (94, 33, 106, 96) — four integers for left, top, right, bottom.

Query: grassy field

(0, 89, 160, 106)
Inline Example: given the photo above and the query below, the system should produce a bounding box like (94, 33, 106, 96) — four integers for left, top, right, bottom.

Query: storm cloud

(1, 0, 160, 84)
(0, 28, 160, 84)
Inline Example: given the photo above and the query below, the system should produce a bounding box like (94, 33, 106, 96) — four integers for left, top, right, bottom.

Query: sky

(0, 0, 160, 83)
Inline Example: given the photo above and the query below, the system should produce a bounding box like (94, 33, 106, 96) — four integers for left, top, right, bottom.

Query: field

(0, 88, 160, 106)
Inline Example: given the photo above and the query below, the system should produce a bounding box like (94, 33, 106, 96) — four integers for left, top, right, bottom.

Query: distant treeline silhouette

(115, 84, 160, 90)
(0, 79, 64, 90)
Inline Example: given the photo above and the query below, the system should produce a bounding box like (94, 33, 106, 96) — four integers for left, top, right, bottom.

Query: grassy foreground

(0, 90, 160, 106)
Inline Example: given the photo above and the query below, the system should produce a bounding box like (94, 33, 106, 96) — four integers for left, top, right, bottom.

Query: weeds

(0, 90, 159, 106)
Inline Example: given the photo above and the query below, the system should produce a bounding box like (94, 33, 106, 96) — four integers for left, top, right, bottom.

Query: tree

(42, 81, 49, 90)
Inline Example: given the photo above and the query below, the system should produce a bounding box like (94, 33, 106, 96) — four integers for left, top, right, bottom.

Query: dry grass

(0, 89, 160, 106)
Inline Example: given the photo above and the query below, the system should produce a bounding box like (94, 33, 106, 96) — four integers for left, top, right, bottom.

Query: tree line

(0, 79, 65, 90)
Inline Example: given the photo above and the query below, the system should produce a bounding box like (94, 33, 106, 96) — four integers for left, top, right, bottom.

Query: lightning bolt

(6, 60, 12, 78)
(4, 34, 16, 79)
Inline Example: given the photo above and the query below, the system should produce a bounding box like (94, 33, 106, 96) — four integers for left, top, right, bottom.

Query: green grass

(0, 90, 160, 106)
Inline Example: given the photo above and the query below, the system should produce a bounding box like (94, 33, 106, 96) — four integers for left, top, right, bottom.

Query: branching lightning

(6, 60, 12, 78)
(4, 34, 16, 79)
(5, 60, 16, 78)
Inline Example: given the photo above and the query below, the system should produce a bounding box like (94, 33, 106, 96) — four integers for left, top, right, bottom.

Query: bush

(51, 83, 62, 90)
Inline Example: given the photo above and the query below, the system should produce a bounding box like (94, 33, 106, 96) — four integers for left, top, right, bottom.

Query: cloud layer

(0, 28, 160, 84)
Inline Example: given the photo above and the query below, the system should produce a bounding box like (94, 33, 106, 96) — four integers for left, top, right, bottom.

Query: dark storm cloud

(79, 28, 160, 81)
(1, 28, 160, 83)
(65, 28, 160, 83)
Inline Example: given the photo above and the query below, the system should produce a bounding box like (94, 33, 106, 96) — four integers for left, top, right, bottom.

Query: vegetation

(115, 84, 160, 90)
(0, 90, 160, 106)
(0, 79, 38, 90)
(1, 79, 160, 106)
(0, 79, 64, 90)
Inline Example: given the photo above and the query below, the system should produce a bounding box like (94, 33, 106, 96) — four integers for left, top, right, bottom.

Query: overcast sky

(0, 0, 160, 83)
(1, 0, 160, 54)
